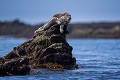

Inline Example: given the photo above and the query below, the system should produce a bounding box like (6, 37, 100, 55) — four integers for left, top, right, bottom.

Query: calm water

(0, 36, 120, 80)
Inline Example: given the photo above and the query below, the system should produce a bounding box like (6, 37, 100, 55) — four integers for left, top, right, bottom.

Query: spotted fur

(34, 12, 71, 34)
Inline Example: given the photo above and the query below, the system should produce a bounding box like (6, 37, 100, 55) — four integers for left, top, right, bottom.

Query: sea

(0, 36, 120, 80)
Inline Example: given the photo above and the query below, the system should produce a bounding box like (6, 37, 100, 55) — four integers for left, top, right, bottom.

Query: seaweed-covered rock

(0, 12, 77, 76)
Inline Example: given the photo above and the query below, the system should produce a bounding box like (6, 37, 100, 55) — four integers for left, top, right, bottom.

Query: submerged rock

(0, 12, 77, 76)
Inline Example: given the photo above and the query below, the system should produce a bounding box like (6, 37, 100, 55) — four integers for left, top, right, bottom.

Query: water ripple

(0, 38, 120, 80)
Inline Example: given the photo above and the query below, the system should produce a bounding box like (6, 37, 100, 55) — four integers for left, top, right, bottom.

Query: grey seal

(34, 12, 71, 34)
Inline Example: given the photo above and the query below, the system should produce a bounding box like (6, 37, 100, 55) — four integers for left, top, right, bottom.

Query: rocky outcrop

(0, 13, 77, 76)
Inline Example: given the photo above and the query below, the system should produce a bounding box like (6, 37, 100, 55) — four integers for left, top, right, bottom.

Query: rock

(0, 12, 77, 76)
(50, 34, 66, 43)
(0, 57, 30, 76)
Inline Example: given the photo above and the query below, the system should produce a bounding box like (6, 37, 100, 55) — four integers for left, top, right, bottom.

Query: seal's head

(53, 12, 71, 34)
(53, 12, 71, 25)
(60, 12, 71, 25)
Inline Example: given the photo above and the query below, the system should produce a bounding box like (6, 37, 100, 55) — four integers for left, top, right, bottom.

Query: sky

(0, 0, 120, 24)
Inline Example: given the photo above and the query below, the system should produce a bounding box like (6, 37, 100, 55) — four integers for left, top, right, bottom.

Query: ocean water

(0, 36, 120, 80)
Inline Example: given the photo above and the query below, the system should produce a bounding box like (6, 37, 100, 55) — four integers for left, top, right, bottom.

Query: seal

(34, 12, 71, 34)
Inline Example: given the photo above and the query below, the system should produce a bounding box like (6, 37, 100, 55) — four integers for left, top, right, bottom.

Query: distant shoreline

(0, 35, 120, 39)
(0, 20, 120, 39)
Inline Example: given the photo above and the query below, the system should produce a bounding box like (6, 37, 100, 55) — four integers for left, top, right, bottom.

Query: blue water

(0, 36, 120, 80)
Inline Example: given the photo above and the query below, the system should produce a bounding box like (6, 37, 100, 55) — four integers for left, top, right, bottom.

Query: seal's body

(34, 12, 71, 34)
(34, 17, 59, 33)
